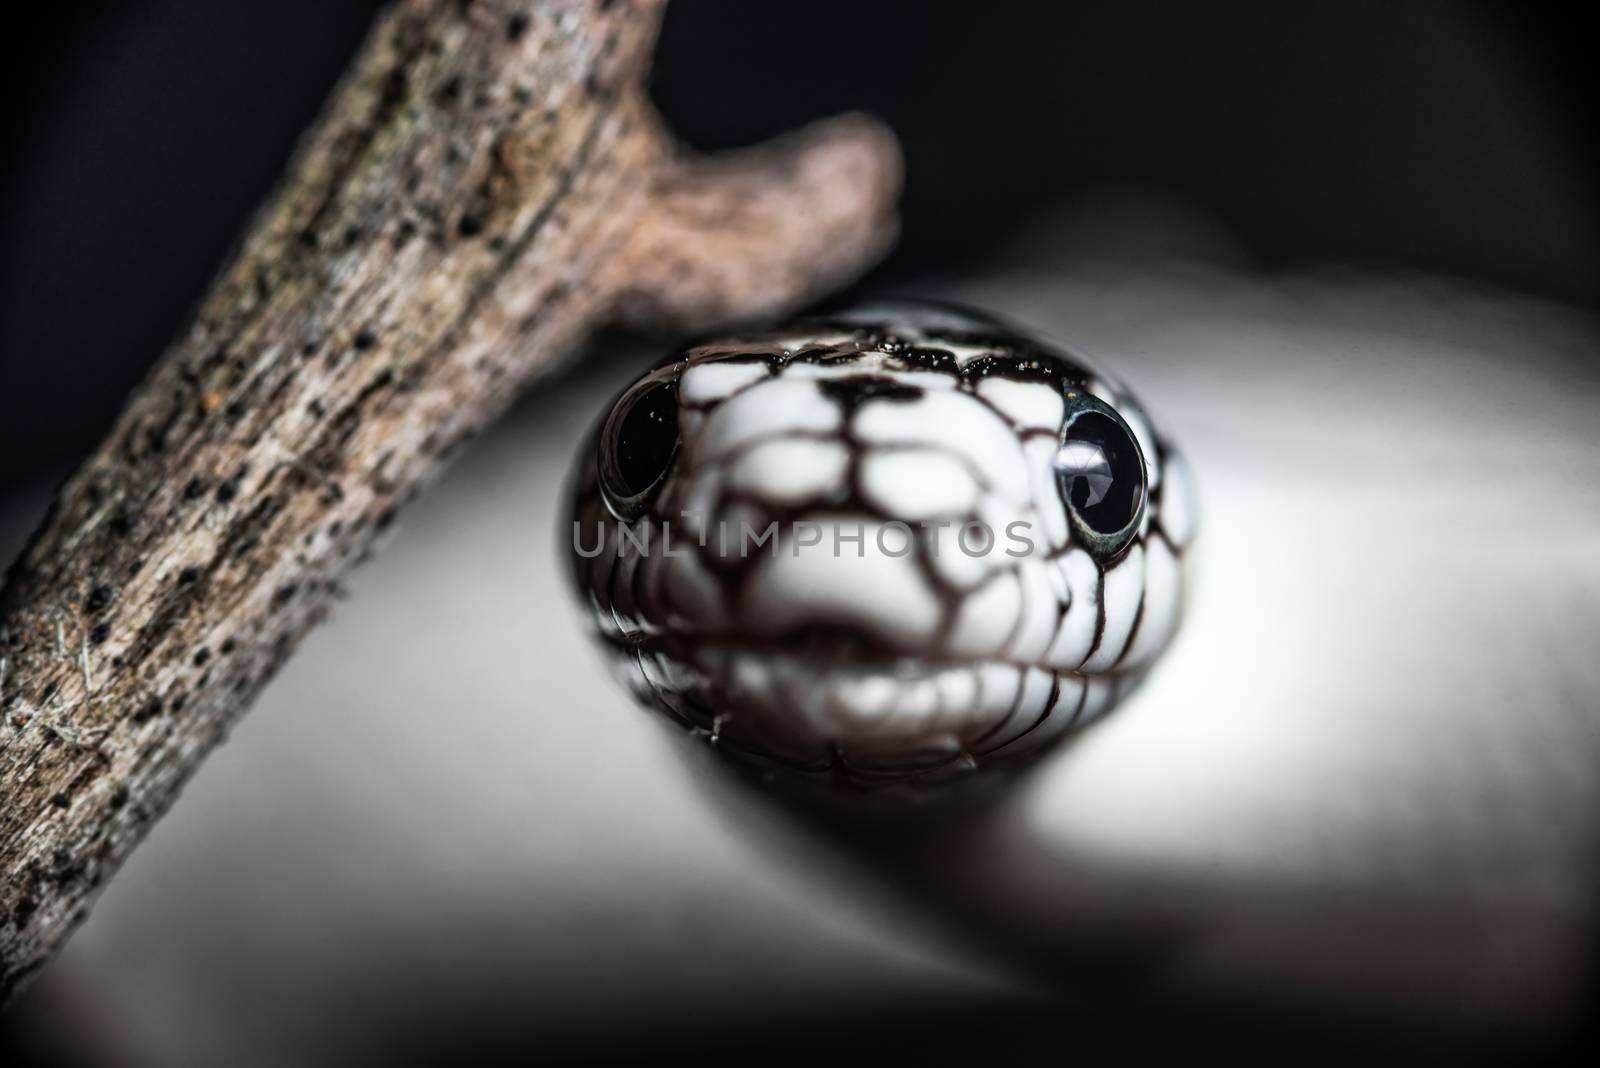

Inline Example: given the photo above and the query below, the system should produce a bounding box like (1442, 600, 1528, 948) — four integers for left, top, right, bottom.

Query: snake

(566, 299, 1196, 792)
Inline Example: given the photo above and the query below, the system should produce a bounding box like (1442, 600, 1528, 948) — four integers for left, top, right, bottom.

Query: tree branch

(0, 0, 899, 996)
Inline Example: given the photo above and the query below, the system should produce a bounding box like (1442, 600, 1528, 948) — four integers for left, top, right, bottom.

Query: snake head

(568, 300, 1196, 791)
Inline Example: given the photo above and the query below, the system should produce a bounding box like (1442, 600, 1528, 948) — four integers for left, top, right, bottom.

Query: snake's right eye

(1055, 397, 1147, 560)
(599, 370, 680, 518)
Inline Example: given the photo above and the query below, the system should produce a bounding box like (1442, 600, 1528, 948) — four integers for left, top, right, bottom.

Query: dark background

(0, 3, 1595, 1062)
(0, 2, 1593, 501)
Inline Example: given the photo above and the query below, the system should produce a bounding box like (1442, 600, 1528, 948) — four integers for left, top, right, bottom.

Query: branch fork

(0, 0, 899, 996)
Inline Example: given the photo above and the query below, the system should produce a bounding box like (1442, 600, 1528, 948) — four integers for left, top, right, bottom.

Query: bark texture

(0, 0, 899, 996)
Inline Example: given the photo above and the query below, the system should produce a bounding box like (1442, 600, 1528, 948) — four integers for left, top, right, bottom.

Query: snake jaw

(569, 300, 1195, 790)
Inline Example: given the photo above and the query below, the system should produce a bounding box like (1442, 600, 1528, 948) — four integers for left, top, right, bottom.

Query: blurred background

(1, 1, 1596, 1063)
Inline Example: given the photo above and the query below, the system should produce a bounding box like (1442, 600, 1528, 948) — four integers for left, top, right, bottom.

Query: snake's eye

(1055, 399, 1146, 559)
(599, 369, 679, 518)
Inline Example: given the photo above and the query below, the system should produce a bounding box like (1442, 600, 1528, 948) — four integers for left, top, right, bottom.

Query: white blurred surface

(3, 252, 1597, 1062)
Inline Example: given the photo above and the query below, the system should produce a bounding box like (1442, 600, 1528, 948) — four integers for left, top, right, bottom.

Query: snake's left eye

(600, 369, 679, 518)
(1055, 398, 1147, 559)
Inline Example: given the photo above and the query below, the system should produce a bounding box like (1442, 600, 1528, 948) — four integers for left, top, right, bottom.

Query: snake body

(567, 300, 1195, 791)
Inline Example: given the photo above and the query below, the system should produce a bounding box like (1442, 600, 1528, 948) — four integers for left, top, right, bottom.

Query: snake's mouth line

(614, 632, 1129, 776)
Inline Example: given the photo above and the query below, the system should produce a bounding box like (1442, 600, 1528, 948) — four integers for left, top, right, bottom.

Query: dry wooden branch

(0, 0, 899, 996)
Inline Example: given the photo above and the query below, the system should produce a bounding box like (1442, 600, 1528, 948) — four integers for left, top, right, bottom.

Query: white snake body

(568, 301, 1195, 790)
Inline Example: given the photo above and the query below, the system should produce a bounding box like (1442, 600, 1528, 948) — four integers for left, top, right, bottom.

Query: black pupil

(609, 379, 678, 499)
(1057, 411, 1142, 534)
